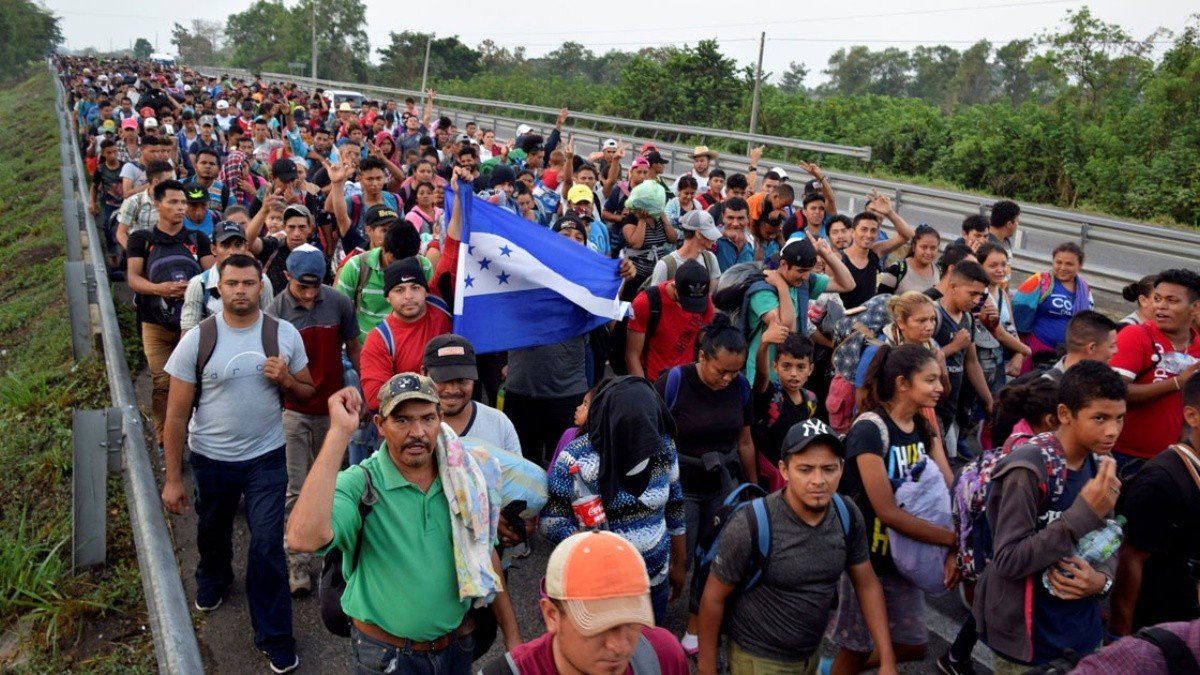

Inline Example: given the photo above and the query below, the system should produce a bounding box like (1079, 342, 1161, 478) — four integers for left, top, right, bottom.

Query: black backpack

(318, 465, 377, 638)
(139, 230, 203, 328)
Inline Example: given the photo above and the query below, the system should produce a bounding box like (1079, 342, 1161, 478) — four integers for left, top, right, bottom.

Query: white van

(324, 89, 366, 111)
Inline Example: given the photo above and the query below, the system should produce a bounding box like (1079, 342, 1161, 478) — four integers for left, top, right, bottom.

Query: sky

(47, 0, 1197, 85)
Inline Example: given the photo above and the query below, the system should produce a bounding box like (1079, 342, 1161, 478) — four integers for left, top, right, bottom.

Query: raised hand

(1080, 456, 1121, 516)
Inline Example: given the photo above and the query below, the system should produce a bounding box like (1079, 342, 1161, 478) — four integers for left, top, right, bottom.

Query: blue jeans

(650, 581, 669, 626)
(350, 625, 474, 675)
(191, 446, 294, 656)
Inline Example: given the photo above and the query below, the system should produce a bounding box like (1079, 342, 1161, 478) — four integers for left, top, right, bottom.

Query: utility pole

(310, 0, 318, 79)
(747, 31, 765, 152)
(419, 35, 432, 93)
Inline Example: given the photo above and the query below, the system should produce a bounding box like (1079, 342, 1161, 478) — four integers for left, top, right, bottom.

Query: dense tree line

(0, 0, 61, 81)
(159, 6, 1200, 226)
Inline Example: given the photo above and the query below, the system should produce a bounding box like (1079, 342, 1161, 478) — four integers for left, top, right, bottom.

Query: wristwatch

(1098, 575, 1114, 597)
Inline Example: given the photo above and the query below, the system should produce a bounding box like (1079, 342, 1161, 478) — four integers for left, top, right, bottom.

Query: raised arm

(868, 192, 914, 257)
(800, 161, 838, 217)
(815, 238, 855, 293)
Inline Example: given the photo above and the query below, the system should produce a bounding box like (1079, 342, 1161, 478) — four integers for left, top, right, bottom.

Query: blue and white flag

(452, 189, 628, 353)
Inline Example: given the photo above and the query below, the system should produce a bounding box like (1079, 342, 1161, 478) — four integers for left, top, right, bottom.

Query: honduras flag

(451, 188, 629, 353)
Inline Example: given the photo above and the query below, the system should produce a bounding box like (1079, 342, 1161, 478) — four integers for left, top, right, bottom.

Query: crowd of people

(58, 55, 1200, 675)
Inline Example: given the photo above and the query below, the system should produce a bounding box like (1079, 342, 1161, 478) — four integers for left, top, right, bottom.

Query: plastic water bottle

(1042, 516, 1125, 595)
(570, 463, 608, 530)
(1160, 352, 1198, 376)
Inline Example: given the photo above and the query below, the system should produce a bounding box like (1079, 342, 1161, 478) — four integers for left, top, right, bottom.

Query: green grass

(0, 67, 154, 671)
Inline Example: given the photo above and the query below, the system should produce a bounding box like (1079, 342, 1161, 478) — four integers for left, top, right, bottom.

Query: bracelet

(747, 166, 757, 172)
(1175, 377, 1182, 391)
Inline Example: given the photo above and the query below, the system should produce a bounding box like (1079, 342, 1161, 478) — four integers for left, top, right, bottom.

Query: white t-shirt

(461, 402, 522, 458)
(165, 312, 308, 461)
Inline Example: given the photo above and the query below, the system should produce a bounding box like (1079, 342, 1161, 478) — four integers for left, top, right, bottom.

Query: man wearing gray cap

(267, 244, 360, 595)
(648, 209, 722, 285)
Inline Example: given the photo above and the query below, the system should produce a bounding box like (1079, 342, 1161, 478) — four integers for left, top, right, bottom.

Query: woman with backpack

(652, 315, 757, 656)
(1013, 242, 1094, 372)
(878, 224, 940, 295)
(831, 344, 957, 673)
(939, 375, 1060, 675)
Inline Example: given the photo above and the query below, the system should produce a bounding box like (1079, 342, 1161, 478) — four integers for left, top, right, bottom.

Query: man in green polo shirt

(287, 375, 520, 673)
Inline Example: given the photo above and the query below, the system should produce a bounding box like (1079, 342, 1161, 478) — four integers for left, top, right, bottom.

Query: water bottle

(570, 463, 608, 530)
(1042, 516, 1125, 595)
(1160, 351, 1198, 376)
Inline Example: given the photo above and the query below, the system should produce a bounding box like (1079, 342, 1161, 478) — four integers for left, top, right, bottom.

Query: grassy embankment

(0, 67, 155, 672)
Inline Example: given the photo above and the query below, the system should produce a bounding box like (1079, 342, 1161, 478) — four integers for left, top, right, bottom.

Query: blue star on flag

(497, 271, 510, 285)
(479, 256, 492, 270)
(499, 245, 513, 257)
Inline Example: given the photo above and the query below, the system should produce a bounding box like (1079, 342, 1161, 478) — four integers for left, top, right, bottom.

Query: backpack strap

(663, 366, 682, 412)
(351, 251, 371, 315)
(427, 294, 452, 319)
(1170, 444, 1200, 492)
(831, 493, 852, 538)
(1133, 626, 1200, 675)
(348, 194, 364, 230)
(192, 316, 220, 410)
(348, 465, 379, 574)
(663, 254, 680, 280)
(373, 320, 396, 358)
(743, 497, 771, 592)
(856, 411, 891, 457)
(643, 286, 662, 350)
(736, 373, 752, 409)
(629, 634, 662, 675)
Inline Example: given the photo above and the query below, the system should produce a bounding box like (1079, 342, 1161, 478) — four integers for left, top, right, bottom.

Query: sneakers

(288, 563, 312, 597)
(680, 632, 699, 656)
(194, 595, 222, 612)
(265, 651, 299, 674)
(937, 650, 976, 675)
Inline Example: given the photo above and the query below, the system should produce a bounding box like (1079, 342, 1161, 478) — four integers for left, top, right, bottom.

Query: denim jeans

(350, 625, 475, 675)
(650, 581, 669, 626)
(190, 446, 294, 656)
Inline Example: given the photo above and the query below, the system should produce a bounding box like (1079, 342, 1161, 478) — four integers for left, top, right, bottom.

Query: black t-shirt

(839, 410, 930, 574)
(927, 294, 974, 425)
(127, 226, 213, 326)
(752, 383, 818, 464)
(654, 364, 752, 495)
(839, 250, 881, 309)
(257, 236, 293, 295)
(1120, 445, 1200, 629)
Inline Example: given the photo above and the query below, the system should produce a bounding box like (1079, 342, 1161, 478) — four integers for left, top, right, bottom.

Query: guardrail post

(65, 260, 93, 361)
(1080, 222, 1091, 249)
(893, 188, 903, 211)
(105, 405, 124, 474)
(73, 408, 115, 570)
(62, 197, 83, 262)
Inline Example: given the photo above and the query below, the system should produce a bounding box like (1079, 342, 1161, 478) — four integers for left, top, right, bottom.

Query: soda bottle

(570, 463, 608, 530)
(1042, 516, 1124, 595)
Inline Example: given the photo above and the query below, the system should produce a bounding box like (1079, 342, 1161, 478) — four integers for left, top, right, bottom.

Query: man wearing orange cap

(482, 531, 689, 675)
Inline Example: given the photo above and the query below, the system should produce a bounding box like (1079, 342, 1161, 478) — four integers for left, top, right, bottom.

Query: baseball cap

(140, 106, 155, 118)
(283, 203, 312, 223)
(780, 418, 845, 459)
(453, 132, 471, 144)
(143, 118, 159, 129)
(212, 220, 247, 244)
(516, 123, 532, 135)
(285, 244, 325, 286)
(384, 257, 428, 295)
(377, 373, 440, 418)
(601, 138, 618, 150)
(679, 209, 721, 242)
(639, 143, 658, 154)
(199, 115, 215, 127)
(120, 118, 138, 130)
(567, 184, 594, 205)
(630, 156, 650, 170)
(423, 334, 478, 383)
(545, 531, 654, 636)
(771, 167, 789, 181)
(184, 186, 208, 203)
(780, 234, 818, 269)
(101, 120, 116, 133)
(673, 260, 711, 314)
(644, 151, 667, 167)
(364, 205, 401, 229)
(216, 99, 230, 110)
(271, 158, 299, 182)
(552, 214, 587, 237)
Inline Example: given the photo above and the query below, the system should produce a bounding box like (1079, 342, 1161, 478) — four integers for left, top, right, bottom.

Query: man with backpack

(286, 378, 521, 674)
(179, 220, 274, 333)
(625, 260, 714, 382)
(647, 209, 721, 285)
(125, 179, 215, 451)
(1110, 375, 1200, 635)
(743, 234, 855, 384)
(481, 530, 689, 675)
(696, 419, 897, 675)
(160, 254, 314, 674)
(973, 361, 1128, 673)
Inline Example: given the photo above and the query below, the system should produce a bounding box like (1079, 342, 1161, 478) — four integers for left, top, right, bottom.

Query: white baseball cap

(216, 100, 230, 110)
(602, 138, 618, 150)
(771, 167, 789, 181)
(516, 123, 532, 135)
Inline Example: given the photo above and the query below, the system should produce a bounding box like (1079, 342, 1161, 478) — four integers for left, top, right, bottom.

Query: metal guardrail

(188, 66, 1200, 305)
(188, 67, 872, 162)
(51, 63, 205, 675)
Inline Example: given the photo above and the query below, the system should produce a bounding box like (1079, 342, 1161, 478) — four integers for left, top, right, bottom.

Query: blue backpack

(689, 483, 852, 618)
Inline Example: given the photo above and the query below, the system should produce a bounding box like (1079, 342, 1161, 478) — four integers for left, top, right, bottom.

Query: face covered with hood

(586, 377, 676, 501)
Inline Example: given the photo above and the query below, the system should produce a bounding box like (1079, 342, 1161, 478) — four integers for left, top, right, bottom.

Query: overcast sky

(47, 0, 1197, 85)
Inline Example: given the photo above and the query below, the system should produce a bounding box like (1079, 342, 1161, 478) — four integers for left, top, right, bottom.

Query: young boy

(973, 360, 1128, 673)
(1109, 375, 1200, 635)
(697, 419, 896, 675)
(752, 324, 817, 464)
(958, 215, 989, 251)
